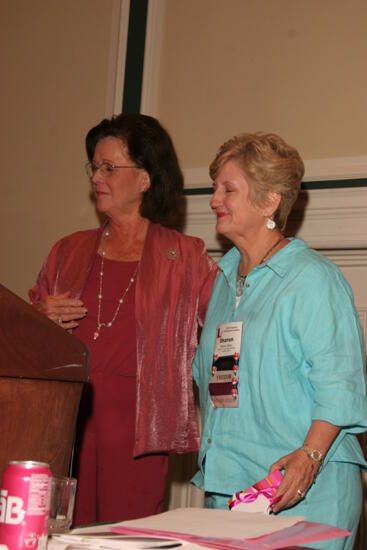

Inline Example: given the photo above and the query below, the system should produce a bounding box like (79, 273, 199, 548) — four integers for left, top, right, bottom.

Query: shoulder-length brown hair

(86, 113, 185, 228)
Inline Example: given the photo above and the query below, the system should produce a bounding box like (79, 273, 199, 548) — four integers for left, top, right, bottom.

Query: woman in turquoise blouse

(192, 132, 367, 549)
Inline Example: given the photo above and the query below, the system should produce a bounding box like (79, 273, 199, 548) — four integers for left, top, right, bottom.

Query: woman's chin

(216, 224, 235, 244)
(216, 219, 228, 236)
(95, 200, 110, 215)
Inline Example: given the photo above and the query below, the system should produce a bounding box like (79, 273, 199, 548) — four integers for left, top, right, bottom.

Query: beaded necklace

(236, 235, 285, 297)
(93, 229, 139, 341)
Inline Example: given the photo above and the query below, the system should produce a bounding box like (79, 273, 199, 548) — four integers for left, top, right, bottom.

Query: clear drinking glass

(48, 477, 77, 533)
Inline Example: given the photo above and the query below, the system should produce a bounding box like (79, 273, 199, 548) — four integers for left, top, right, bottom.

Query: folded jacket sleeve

(28, 239, 64, 303)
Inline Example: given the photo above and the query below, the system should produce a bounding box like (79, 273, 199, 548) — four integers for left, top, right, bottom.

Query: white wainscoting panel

(184, 187, 367, 251)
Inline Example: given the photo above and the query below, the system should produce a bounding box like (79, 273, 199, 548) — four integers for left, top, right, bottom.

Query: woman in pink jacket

(29, 113, 217, 525)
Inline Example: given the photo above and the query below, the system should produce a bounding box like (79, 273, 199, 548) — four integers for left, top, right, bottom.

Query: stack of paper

(49, 507, 350, 550)
(50, 533, 185, 549)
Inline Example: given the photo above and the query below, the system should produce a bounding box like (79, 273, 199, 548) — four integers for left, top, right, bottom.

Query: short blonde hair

(209, 132, 305, 231)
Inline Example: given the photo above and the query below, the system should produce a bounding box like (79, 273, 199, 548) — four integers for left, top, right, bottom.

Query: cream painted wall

(3, 0, 367, 297)
(0, 0, 127, 300)
(144, 0, 367, 171)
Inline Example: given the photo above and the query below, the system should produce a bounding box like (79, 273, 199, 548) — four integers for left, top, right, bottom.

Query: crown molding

(288, 188, 367, 249)
(185, 187, 367, 251)
(324, 250, 367, 268)
(204, 250, 367, 268)
(304, 156, 367, 181)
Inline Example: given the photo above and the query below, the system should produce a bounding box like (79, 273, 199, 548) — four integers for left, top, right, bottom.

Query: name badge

(209, 322, 242, 408)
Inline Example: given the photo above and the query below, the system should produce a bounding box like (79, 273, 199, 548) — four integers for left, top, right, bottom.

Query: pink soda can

(0, 461, 51, 550)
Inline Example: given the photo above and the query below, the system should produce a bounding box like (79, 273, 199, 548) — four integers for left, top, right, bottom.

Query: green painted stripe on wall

(122, 0, 148, 113)
(184, 178, 367, 195)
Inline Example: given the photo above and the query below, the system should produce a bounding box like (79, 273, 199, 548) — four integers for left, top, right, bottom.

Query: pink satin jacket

(29, 223, 218, 456)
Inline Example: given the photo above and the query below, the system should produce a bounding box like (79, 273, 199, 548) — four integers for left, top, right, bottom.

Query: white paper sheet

(48, 508, 349, 550)
(117, 508, 304, 539)
(50, 533, 185, 549)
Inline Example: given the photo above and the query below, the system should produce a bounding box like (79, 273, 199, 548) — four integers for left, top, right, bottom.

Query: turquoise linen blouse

(192, 238, 367, 494)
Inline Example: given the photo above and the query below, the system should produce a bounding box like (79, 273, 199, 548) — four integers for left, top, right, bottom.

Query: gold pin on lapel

(166, 248, 178, 260)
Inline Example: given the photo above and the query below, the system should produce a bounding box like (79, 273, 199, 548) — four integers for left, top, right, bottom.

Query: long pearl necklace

(236, 235, 285, 297)
(93, 229, 139, 341)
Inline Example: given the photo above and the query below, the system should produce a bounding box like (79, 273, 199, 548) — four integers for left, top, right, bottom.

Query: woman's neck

(236, 229, 286, 276)
(100, 216, 150, 261)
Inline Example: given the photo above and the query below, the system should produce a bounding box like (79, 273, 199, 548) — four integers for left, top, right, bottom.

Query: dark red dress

(72, 255, 168, 525)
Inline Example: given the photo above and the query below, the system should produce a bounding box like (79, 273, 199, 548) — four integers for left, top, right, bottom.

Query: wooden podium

(0, 284, 89, 481)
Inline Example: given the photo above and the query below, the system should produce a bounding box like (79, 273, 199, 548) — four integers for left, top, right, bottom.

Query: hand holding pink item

(228, 470, 283, 514)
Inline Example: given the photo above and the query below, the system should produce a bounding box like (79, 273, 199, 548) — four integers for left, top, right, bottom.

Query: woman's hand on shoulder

(34, 291, 88, 330)
(269, 449, 320, 513)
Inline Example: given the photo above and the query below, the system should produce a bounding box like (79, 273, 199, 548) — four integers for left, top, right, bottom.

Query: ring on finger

(58, 317, 62, 325)
(297, 489, 305, 499)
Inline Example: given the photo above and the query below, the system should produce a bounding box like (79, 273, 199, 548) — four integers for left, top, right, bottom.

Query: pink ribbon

(228, 487, 277, 509)
(228, 470, 283, 510)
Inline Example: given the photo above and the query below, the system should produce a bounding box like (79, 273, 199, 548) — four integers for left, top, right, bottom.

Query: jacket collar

(219, 238, 307, 282)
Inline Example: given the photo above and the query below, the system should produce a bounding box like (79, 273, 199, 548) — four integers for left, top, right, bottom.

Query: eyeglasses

(85, 161, 137, 179)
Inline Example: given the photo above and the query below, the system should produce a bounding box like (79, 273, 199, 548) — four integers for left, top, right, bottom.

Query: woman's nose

(210, 189, 220, 210)
(91, 169, 103, 185)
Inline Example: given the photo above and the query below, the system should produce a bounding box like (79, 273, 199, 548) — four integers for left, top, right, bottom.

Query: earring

(266, 218, 276, 230)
